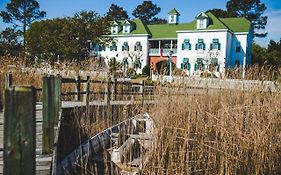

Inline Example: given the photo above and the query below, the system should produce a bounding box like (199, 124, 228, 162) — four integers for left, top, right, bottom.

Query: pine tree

(0, 0, 46, 54)
(226, 0, 267, 37)
(106, 4, 129, 20)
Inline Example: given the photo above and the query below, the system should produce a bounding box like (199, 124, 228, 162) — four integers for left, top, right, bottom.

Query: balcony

(149, 48, 177, 56)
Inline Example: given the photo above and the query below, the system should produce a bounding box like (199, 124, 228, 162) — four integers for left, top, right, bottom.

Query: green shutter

(213, 38, 219, 43)
(181, 63, 184, 69)
(210, 43, 213, 50)
(218, 43, 221, 50)
(189, 44, 191, 50)
(188, 63, 190, 70)
(194, 64, 198, 71)
(183, 58, 188, 63)
(195, 43, 198, 50)
(182, 43, 185, 50)
(203, 43, 206, 50)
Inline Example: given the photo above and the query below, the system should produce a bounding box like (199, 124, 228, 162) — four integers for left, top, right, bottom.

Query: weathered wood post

(83, 76, 90, 105)
(42, 75, 61, 154)
(107, 77, 112, 123)
(75, 76, 81, 101)
(4, 72, 12, 89)
(141, 80, 145, 107)
(4, 86, 36, 175)
(114, 78, 117, 101)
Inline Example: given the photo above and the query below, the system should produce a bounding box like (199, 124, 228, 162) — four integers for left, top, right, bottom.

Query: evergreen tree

(206, 9, 234, 18)
(226, 0, 267, 37)
(106, 4, 129, 20)
(25, 11, 111, 61)
(0, 0, 46, 53)
(0, 27, 22, 56)
(150, 17, 167, 24)
(132, 1, 162, 24)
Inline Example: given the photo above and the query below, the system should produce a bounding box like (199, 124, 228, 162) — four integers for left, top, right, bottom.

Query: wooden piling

(141, 80, 145, 107)
(107, 77, 112, 123)
(42, 75, 61, 154)
(4, 86, 36, 175)
(75, 76, 81, 101)
(4, 73, 12, 89)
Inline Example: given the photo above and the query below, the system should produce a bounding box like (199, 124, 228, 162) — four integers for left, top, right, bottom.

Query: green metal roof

(110, 12, 251, 38)
(113, 19, 150, 35)
(220, 17, 251, 32)
(168, 8, 180, 15)
(146, 12, 251, 38)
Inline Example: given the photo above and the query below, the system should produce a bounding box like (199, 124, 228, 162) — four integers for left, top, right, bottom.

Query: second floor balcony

(149, 39, 177, 56)
(149, 48, 177, 56)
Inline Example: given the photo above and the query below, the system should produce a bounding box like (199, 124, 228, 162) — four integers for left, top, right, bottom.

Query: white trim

(234, 32, 249, 35)
(149, 38, 177, 40)
(106, 34, 150, 37)
(177, 29, 229, 33)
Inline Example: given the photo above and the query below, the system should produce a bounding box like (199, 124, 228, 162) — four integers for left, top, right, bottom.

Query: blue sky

(0, 0, 280, 47)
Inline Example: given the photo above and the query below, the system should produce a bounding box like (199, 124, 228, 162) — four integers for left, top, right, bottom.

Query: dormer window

(123, 25, 130, 34)
(112, 26, 119, 34)
(210, 38, 221, 50)
(168, 8, 180, 24)
(122, 20, 134, 34)
(134, 41, 142, 51)
(111, 21, 121, 34)
(199, 19, 204, 29)
(122, 42, 129, 51)
(196, 12, 209, 29)
(171, 15, 175, 23)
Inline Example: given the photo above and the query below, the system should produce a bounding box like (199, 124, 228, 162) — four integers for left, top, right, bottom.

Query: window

(195, 39, 206, 50)
(98, 45, 106, 51)
(195, 58, 205, 71)
(171, 15, 175, 22)
(210, 58, 219, 72)
(123, 25, 130, 33)
(122, 42, 129, 51)
(199, 19, 204, 29)
(236, 42, 241, 52)
(182, 39, 191, 50)
(210, 38, 221, 50)
(181, 58, 191, 70)
(110, 42, 117, 51)
(134, 41, 142, 51)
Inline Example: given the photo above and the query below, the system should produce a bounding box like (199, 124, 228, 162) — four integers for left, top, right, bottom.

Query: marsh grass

(142, 86, 281, 174)
(1, 56, 281, 174)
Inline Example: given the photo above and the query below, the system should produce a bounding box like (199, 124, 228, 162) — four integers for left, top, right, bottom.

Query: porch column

(158, 40, 161, 55)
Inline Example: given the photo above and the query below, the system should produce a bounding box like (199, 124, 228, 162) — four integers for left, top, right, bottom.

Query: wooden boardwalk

(0, 99, 155, 175)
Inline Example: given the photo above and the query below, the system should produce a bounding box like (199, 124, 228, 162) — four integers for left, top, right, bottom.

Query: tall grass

(1, 56, 281, 174)
(142, 85, 281, 174)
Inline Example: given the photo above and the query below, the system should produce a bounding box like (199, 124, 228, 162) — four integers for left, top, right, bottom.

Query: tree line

(0, 0, 278, 67)
(252, 39, 281, 67)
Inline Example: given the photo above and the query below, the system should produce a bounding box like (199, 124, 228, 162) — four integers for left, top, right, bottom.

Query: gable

(196, 12, 209, 19)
